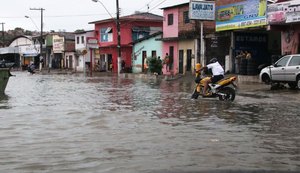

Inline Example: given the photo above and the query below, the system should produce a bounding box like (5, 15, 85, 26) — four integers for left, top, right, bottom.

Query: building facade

(161, 3, 215, 75)
(75, 30, 99, 72)
(45, 32, 75, 70)
(215, 0, 281, 75)
(89, 12, 163, 73)
(132, 32, 163, 73)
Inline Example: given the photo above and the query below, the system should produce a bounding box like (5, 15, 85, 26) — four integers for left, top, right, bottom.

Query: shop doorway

(179, 50, 183, 74)
(108, 54, 112, 71)
(187, 49, 192, 72)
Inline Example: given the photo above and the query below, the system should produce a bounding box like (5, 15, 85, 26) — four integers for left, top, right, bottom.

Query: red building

(89, 12, 163, 73)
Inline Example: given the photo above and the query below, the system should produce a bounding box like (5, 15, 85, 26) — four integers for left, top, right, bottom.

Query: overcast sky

(1, 0, 189, 32)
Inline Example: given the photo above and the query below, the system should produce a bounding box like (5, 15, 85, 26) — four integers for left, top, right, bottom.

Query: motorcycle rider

(198, 58, 224, 96)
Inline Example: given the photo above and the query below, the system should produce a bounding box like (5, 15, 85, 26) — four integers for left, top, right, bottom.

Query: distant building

(132, 32, 163, 73)
(74, 30, 99, 72)
(0, 35, 44, 70)
(45, 32, 75, 69)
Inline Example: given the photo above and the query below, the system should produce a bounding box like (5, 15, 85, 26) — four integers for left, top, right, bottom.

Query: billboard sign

(53, 35, 65, 53)
(268, 0, 300, 24)
(189, 1, 215, 20)
(216, 0, 267, 31)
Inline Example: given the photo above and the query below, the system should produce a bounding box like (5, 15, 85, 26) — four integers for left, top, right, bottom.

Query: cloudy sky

(1, 0, 189, 32)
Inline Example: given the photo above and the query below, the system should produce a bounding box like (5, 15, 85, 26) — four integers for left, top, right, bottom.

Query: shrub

(147, 56, 162, 74)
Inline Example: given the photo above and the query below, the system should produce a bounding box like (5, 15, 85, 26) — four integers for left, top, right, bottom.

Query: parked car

(259, 54, 300, 89)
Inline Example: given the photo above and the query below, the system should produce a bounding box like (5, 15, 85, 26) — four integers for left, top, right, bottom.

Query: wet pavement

(0, 71, 299, 173)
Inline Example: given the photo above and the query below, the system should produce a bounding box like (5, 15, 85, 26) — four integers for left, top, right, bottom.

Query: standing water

(0, 72, 299, 173)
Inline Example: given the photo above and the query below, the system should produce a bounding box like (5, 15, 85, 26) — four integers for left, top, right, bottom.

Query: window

(81, 36, 85, 44)
(168, 14, 174, 25)
(100, 27, 113, 42)
(276, 56, 290, 67)
(183, 11, 190, 24)
(289, 56, 300, 66)
(76, 36, 79, 44)
(132, 27, 150, 41)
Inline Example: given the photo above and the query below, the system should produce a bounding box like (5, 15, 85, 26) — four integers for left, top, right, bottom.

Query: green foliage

(147, 56, 163, 74)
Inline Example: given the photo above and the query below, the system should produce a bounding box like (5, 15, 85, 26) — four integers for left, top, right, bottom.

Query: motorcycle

(27, 63, 36, 74)
(191, 64, 237, 101)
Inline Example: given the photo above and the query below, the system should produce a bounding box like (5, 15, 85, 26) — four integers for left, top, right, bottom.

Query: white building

(0, 35, 44, 69)
(75, 30, 99, 72)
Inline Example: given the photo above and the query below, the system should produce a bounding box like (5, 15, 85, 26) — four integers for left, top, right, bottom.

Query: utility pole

(0, 23, 5, 47)
(116, 0, 121, 75)
(30, 8, 45, 71)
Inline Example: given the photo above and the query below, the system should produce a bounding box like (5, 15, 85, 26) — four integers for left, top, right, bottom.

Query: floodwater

(0, 71, 299, 173)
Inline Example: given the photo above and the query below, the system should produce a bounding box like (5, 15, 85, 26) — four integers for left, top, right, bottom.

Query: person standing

(164, 53, 170, 72)
(235, 50, 245, 74)
(245, 51, 252, 59)
(157, 56, 163, 74)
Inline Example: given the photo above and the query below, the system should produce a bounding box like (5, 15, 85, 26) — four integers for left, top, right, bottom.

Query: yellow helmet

(196, 63, 201, 71)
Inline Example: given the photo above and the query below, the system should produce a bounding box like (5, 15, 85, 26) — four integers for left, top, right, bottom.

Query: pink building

(161, 3, 215, 75)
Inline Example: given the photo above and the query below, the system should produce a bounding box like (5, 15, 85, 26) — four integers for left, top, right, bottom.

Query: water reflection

(0, 72, 299, 172)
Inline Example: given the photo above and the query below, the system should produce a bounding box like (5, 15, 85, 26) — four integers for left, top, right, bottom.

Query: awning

(23, 53, 39, 57)
(0, 47, 19, 54)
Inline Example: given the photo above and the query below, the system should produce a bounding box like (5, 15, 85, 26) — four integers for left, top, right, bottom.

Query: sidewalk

(36, 68, 261, 84)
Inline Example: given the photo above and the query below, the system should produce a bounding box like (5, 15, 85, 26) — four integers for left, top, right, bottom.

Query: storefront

(215, 0, 281, 75)
(268, 0, 300, 55)
(52, 35, 64, 69)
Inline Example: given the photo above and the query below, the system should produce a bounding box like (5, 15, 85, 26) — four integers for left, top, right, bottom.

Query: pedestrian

(164, 53, 170, 72)
(245, 51, 252, 59)
(157, 56, 163, 74)
(235, 50, 245, 74)
(121, 60, 126, 73)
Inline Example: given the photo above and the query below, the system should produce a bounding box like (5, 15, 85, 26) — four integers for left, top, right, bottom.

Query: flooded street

(1, 71, 300, 173)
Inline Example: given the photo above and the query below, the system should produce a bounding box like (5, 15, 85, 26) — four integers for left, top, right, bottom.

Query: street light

(29, 8, 45, 71)
(92, 0, 121, 75)
(0, 22, 4, 47)
(25, 16, 39, 31)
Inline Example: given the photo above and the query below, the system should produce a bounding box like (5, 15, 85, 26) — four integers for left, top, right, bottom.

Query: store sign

(267, 0, 300, 24)
(216, 0, 267, 31)
(87, 37, 99, 49)
(53, 35, 64, 53)
(20, 45, 39, 54)
(189, 1, 215, 20)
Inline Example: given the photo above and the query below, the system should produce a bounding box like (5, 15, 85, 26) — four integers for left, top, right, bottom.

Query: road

(0, 71, 299, 173)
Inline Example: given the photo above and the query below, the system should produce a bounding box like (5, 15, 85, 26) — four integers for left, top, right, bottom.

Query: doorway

(142, 51, 147, 73)
(108, 54, 112, 71)
(179, 50, 184, 74)
(169, 46, 174, 71)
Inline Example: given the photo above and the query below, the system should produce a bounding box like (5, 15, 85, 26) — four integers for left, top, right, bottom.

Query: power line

(149, 0, 167, 12)
(1, 13, 110, 19)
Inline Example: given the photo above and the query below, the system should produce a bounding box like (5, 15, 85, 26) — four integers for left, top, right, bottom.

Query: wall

(178, 5, 196, 33)
(163, 8, 179, 38)
(178, 40, 195, 74)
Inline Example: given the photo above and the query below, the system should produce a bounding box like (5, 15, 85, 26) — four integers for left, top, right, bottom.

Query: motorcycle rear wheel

(218, 87, 235, 101)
